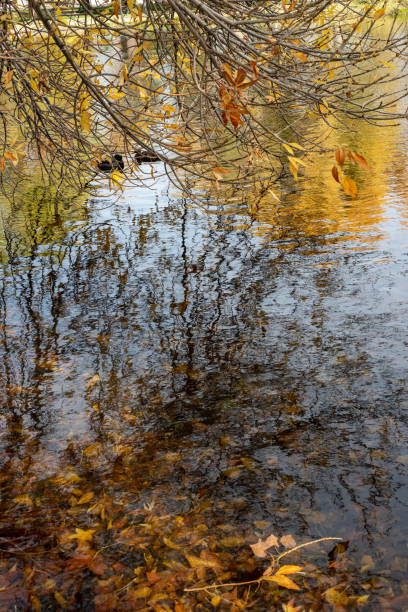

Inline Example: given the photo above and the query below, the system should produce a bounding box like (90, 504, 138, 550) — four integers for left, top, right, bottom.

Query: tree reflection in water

(0, 167, 408, 608)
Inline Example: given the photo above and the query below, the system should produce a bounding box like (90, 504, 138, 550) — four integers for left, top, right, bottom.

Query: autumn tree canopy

(0, 0, 407, 192)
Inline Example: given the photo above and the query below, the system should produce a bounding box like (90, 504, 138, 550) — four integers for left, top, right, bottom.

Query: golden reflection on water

(200, 102, 408, 255)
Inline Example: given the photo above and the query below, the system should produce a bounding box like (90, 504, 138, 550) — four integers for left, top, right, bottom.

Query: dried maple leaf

(250, 534, 279, 558)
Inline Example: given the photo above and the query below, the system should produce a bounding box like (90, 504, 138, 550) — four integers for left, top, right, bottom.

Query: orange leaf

(211, 166, 229, 181)
(5, 70, 13, 86)
(251, 60, 258, 79)
(373, 7, 385, 19)
(235, 68, 247, 86)
(342, 175, 358, 198)
(335, 147, 345, 167)
(332, 165, 340, 183)
(352, 152, 370, 171)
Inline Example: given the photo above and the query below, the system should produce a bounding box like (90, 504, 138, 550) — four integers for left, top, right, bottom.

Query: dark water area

(1, 117, 408, 610)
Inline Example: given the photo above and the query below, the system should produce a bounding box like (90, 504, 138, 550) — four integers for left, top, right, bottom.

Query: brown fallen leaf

(280, 534, 297, 549)
(250, 534, 279, 558)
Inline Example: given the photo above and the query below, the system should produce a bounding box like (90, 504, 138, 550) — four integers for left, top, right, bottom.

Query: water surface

(1, 115, 408, 609)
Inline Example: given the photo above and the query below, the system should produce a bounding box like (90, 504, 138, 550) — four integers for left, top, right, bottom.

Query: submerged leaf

(250, 534, 279, 558)
(280, 535, 297, 549)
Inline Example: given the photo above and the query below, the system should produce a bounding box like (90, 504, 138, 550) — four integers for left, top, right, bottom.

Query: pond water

(1, 110, 408, 609)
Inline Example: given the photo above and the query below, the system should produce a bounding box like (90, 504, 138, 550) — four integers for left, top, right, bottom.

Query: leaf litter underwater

(1, 151, 408, 610)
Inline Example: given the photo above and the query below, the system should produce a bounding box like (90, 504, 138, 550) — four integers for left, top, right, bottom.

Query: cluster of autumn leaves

(218, 62, 259, 130)
(332, 148, 371, 199)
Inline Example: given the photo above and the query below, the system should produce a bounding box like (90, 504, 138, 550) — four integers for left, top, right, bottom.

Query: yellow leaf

(133, 586, 151, 598)
(266, 573, 300, 590)
(67, 528, 95, 543)
(288, 155, 306, 167)
(87, 374, 100, 389)
(77, 491, 94, 505)
(324, 585, 350, 605)
(110, 91, 126, 100)
(81, 110, 91, 133)
(186, 554, 219, 569)
(282, 143, 294, 155)
(380, 59, 396, 70)
(54, 591, 67, 608)
(292, 51, 308, 62)
(113, 0, 120, 17)
(127, 0, 134, 10)
(110, 170, 125, 190)
(282, 599, 303, 612)
(276, 565, 303, 575)
(138, 5, 143, 22)
(211, 595, 222, 607)
(289, 142, 304, 150)
(83, 442, 101, 457)
(289, 160, 298, 180)
(341, 175, 358, 198)
(373, 7, 385, 19)
(149, 593, 168, 602)
(14, 494, 33, 507)
(163, 537, 181, 550)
